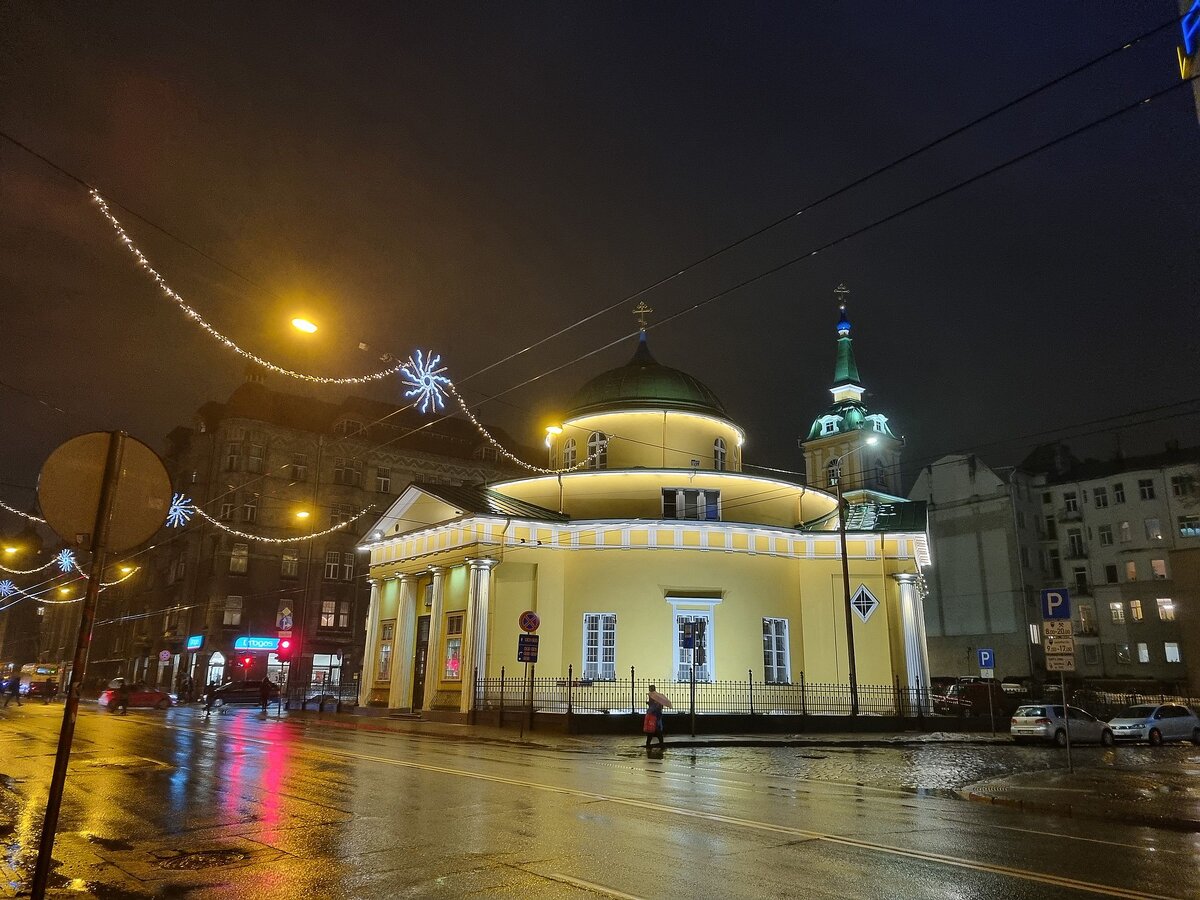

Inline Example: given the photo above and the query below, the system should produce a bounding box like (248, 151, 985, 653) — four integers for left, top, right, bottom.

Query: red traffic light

(277, 637, 293, 662)
(241, 656, 252, 668)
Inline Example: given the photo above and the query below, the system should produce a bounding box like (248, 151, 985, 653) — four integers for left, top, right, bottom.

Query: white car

(1107, 703, 1200, 746)
(1010, 704, 1113, 747)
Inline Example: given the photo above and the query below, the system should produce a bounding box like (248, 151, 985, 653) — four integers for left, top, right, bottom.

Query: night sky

(2, 3, 1198, 508)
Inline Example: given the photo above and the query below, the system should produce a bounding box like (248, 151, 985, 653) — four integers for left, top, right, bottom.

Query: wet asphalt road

(0, 704, 1197, 899)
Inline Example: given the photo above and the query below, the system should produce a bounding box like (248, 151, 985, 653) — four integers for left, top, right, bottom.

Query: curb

(957, 788, 1200, 833)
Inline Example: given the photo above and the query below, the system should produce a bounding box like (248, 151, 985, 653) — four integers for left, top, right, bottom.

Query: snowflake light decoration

(0, 580, 14, 598)
(166, 493, 195, 528)
(54, 549, 75, 573)
(400, 349, 451, 414)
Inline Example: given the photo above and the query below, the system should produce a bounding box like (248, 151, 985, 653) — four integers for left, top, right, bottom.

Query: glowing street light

(291, 317, 318, 334)
(3, 546, 17, 554)
(295, 510, 310, 520)
(58, 587, 71, 596)
(119, 566, 133, 574)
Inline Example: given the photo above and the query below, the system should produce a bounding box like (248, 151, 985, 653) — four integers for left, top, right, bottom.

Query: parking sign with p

(1041, 588, 1071, 620)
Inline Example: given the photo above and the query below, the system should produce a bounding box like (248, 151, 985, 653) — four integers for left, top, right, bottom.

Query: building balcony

(1066, 547, 1088, 560)
(1056, 507, 1082, 522)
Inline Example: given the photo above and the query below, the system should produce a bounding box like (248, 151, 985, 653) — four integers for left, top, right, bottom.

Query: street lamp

(831, 435, 878, 716)
(544, 425, 562, 467)
(291, 317, 318, 334)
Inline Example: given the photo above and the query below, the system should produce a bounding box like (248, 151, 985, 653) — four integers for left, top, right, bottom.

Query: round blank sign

(38, 432, 171, 554)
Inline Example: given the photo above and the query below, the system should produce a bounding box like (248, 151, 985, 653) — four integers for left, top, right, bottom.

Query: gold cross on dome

(633, 301, 653, 330)
(834, 283, 850, 308)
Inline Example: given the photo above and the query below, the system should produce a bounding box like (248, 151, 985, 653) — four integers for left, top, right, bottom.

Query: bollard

(800, 670, 807, 717)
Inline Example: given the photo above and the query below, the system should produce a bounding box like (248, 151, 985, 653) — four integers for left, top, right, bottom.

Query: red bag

(643, 712, 658, 734)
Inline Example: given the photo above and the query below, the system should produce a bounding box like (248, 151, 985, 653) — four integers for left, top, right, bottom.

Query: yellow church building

(359, 301, 931, 718)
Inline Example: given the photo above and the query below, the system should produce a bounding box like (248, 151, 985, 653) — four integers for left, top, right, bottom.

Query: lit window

(1178, 515, 1200, 538)
(675, 613, 711, 682)
(1165, 642, 1182, 664)
(341, 552, 354, 581)
(562, 438, 577, 469)
(1137, 643, 1149, 664)
(1079, 605, 1096, 635)
(1156, 598, 1176, 622)
(279, 549, 299, 578)
(1129, 600, 1143, 622)
(320, 600, 336, 627)
(223, 596, 243, 626)
(1028, 623, 1040, 645)
(1109, 602, 1125, 624)
(827, 459, 840, 488)
(338, 601, 351, 629)
(1119, 521, 1131, 542)
(586, 432, 607, 470)
(762, 618, 790, 684)
(229, 543, 248, 574)
(1138, 479, 1155, 500)
(1151, 559, 1167, 580)
(378, 621, 395, 680)
(443, 614, 464, 680)
(714, 437, 727, 471)
(582, 613, 617, 680)
(662, 488, 720, 521)
(1125, 561, 1137, 582)
(324, 551, 340, 580)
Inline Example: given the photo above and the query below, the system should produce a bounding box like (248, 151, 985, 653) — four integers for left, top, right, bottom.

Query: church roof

(418, 483, 568, 522)
(805, 300, 897, 441)
(566, 332, 728, 419)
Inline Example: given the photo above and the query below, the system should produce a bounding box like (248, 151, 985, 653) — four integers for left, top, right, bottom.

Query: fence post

(499, 665, 505, 728)
(748, 669, 754, 716)
(800, 670, 807, 717)
(567, 663, 574, 734)
(630, 665, 635, 715)
(893, 674, 902, 719)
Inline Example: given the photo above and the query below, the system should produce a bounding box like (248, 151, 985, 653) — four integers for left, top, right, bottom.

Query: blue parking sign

(1040, 588, 1071, 620)
(977, 648, 994, 670)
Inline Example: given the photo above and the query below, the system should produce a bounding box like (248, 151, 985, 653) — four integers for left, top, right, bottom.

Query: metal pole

(499, 665, 505, 728)
(987, 679, 996, 736)
(690, 649, 696, 738)
(528, 662, 535, 731)
(748, 668, 754, 716)
(32, 431, 125, 900)
(837, 472, 860, 715)
(1061, 671, 1073, 774)
(630, 665, 635, 714)
(519, 662, 527, 742)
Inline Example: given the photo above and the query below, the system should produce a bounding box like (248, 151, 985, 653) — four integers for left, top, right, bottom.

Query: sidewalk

(961, 766, 1200, 831)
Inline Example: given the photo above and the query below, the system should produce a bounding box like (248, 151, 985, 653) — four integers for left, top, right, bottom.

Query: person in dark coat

(644, 685, 672, 750)
(114, 679, 131, 715)
(259, 677, 274, 712)
(203, 680, 218, 718)
(3, 676, 20, 707)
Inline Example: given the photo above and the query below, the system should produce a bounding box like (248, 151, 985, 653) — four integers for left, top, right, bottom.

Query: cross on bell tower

(633, 301, 653, 331)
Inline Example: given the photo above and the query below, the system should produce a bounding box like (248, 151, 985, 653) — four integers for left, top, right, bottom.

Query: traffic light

(277, 639, 292, 663)
(240, 655, 252, 669)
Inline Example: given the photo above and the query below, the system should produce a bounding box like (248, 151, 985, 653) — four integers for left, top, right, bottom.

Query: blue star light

(166, 493, 195, 528)
(0, 580, 14, 598)
(54, 549, 75, 573)
(400, 349, 451, 414)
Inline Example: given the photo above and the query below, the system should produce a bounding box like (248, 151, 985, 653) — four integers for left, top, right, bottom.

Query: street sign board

(158, 650, 171, 663)
(517, 633, 539, 663)
(1042, 620, 1073, 637)
(980, 667, 995, 679)
(276, 603, 294, 630)
(519, 610, 540, 633)
(1041, 588, 1071, 620)
(185, 634, 204, 651)
(1045, 655, 1076, 672)
(1044, 635, 1076, 655)
(233, 636, 280, 652)
(977, 648, 995, 670)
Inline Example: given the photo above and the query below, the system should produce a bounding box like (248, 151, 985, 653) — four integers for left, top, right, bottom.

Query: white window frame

(667, 597, 720, 682)
(1156, 598, 1176, 622)
(223, 596, 243, 626)
(1138, 479, 1155, 500)
(341, 552, 354, 581)
(661, 487, 721, 521)
(319, 600, 336, 628)
(281, 549, 299, 578)
(586, 432, 607, 470)
(1164, 642, 1181, 663)
(376, 466, 392, 494)
(762, 617, 790, 684)
(242, 493, 258, 524)
(229, 543, 249, 574)
(562, 438, 577, 469)
(324, 550, 341, 580)
(582, 613, 617, 680)
(713, 437, 727, 471)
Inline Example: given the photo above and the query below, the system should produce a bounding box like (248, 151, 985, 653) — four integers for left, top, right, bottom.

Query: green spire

(832, 288, 861, 388)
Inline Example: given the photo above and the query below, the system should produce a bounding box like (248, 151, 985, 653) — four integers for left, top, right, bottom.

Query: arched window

(206, 652, 226, 687)
(562, 438, 577, 469)
(586, 432, 607, 470)
(713, 437, 727, 471)
(875, 459, 887, 489)
(827, 459, 840, 488)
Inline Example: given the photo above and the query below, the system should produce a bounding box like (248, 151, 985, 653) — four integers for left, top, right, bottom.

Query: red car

(98, 683, 175, 710)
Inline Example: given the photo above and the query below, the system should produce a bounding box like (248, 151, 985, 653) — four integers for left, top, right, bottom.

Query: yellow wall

(551, 409, 744, 471)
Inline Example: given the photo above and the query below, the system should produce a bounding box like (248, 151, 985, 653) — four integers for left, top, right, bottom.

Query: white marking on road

(542, 872, 647, 899)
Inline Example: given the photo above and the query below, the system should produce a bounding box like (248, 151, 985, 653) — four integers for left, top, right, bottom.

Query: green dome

(567, 333, 728, 419)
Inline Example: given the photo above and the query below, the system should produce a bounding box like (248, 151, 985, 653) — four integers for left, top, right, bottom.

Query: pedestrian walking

(203, 680, 217, 718)
(3, 676, 21, 708)
(115, 679, 131, 715)
(643, 684, 672, 750)
(259, 677, 274, 712)
(43, 677, 55, 704)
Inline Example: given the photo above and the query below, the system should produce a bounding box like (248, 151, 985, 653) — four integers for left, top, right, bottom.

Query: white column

(894, 572, 931, 705)
(422, 566, 447, 711)
(389, 575, 418, 710)
(358, 579, 382, 708)
(459, 557, 498, 713)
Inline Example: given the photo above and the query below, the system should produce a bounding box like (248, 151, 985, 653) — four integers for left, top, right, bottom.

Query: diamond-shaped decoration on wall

(850, 585, 879, 623)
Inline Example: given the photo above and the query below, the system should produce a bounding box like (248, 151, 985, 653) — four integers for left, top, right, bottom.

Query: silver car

(1108, 703, 1200, 746)
(1010, 704, 1114, 747)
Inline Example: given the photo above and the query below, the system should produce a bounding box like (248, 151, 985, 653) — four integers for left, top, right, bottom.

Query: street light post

(831, 436, 877, 716)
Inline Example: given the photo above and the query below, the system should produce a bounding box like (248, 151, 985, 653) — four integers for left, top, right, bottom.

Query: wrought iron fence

(474, 666, 934, 717)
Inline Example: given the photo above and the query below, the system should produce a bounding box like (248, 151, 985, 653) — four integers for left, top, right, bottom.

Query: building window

(1145, 517, 1162, 541)
(376, 467, 391, 494)
(1063, 491, 1078, 513)
(330, 504, 355, 528)
(229, 543, 249, 574)
(714, 437, 727, 471)
(290, 453, 308, 482)
(170, 554, 186, 584)
(1109, 602, 1125, 624)
(1116, 643, 1132, 664)
(1136, 642, 1149, 664)
(827, 460, 840, 488)
(1093, 486, 1108, 508)
(1029, 623, 1040, 645)
(874, 459, 887, 489)
(378, 622, 395, 681)
(223, 596, 243, 626)
(1072, 567, 1087, 595)
(586, 432, 607, 470)
(1044, 516, 1057, 540)
(1125, 561, 1137, 581)
(246, 443, 264, 474)
(220, 500, 235, 521)
(1118, 521, 1131, 542)
(443, 613, 464, 680)
(1048, 548, 1062, 580)
(1171, 474, 1196, 497)
(281, 549, 299, 578)
(662, 488, 720, 521)
(333, 457, 364, 487)
(1083, 644, 1100, 665)
(1178, 515, 1200, 538)
(822, 419, 837, 435)
(225, 442, 241, 471)
(582, 613, 617, 680)
(675, 613, 711, 682)
(1129, 600, 1143, 622)
(319, 600, 336, 628)
(1151, 559, 1167, 580)
(1079, 604, 1096, 635)
(338, 600, 351, 629)
(1041, 491, 1052, 505)
(562, 438, 577, 469)
(1156, 598, 1176, 622)
(1138, 478, 1155, 500)
(1113, 482, 1125, 503)
(762, 618, 790, 684)
(1098, 524, 1113, 546)
(341, 552, 354, 581)
(1067, 529, 1084, 557)
(1104, 564, 1118, 584)
(242, 494, 258, 524)
(324, 551, 340, 580)
(1165, 642, 1182, 663)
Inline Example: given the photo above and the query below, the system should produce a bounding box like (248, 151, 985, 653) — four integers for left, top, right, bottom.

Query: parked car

(934, 681, 1020, 716)
(209, 680, 280, 707)
(1011, 704, 1114, 747)
(1108, 703, 1200, 746)
(97, 682, 175, 710)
